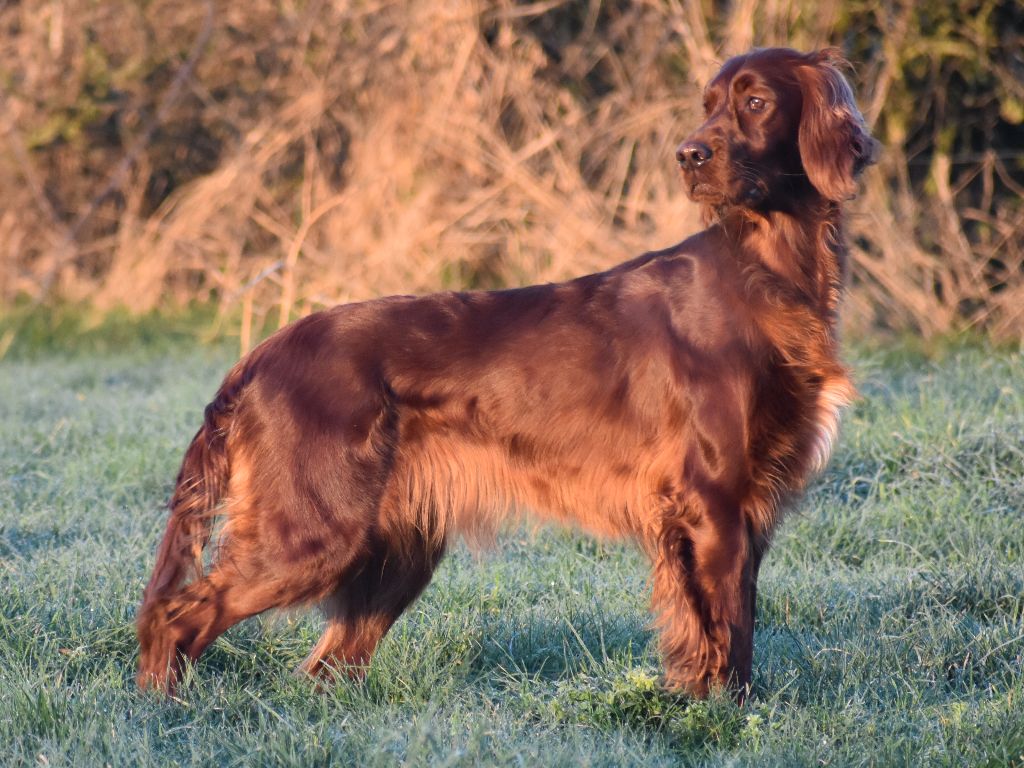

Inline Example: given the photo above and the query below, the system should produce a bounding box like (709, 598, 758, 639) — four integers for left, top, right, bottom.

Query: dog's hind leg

(137, 526, 368, 693)
(137, 449, 384, 693)
(299, 531, 446, 682)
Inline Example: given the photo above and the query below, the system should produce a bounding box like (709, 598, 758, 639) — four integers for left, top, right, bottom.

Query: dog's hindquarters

(136, 337, 371, 690)
(136, 311, 460, 692)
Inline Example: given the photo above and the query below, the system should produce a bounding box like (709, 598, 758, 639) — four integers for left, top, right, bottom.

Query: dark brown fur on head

(677, 47, 879, 222)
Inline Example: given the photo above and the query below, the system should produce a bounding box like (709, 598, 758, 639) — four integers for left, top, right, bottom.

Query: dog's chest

(807, 375, 855, 474)
(751, 362, 854, 492)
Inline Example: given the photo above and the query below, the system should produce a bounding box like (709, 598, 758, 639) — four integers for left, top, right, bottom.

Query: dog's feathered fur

(137, 47, 878, 697)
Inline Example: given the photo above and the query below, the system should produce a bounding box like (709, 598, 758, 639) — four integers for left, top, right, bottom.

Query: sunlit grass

(1, 340, 1021, 765)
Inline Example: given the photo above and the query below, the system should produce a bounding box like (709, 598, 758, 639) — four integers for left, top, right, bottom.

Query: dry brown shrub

(1, 0, 1021, 344)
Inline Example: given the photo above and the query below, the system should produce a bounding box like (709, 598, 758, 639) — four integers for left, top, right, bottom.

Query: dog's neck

(718, 198, 846, 327)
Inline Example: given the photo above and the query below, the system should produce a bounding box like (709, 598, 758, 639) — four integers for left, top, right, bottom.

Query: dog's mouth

(680, 161, 726, 203)
(685, 181, 724, 203)
(682, 172, 767, 208)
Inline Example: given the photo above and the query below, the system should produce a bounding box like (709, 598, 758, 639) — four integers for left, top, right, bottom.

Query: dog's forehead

(705, 57, 744, 95)
(706, 48, 806, 94)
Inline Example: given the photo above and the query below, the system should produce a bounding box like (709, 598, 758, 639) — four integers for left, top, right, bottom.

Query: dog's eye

(747, 97, 767, 113)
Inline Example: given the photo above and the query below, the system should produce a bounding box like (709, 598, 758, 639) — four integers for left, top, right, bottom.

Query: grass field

(1, 336, 1022, 766)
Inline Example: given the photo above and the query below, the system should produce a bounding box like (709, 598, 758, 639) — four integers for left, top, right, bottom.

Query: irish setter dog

(138, 48, 878, 698)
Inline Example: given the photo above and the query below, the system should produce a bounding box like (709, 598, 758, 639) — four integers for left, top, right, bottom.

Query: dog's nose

(676, 141, 713, 169)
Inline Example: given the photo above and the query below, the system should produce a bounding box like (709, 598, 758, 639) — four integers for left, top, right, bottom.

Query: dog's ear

(797, 49, 879, 201)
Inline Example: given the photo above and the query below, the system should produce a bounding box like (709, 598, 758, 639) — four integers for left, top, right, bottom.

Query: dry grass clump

(1, 0, 1021, 343)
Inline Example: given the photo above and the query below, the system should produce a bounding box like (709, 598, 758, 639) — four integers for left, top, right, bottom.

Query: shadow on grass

(471, 608, 651, 681)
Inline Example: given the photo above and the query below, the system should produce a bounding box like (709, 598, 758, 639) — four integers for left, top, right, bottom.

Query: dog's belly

(382, 428, 676, 552)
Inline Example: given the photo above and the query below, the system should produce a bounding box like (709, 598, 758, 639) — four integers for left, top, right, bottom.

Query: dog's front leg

(651, 492, 754, 699)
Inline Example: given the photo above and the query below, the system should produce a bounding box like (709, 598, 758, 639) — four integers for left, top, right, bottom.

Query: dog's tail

(138, 357, 252, 612)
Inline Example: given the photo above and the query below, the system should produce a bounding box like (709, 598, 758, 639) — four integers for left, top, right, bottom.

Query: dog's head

(676, 48, 879, 211)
